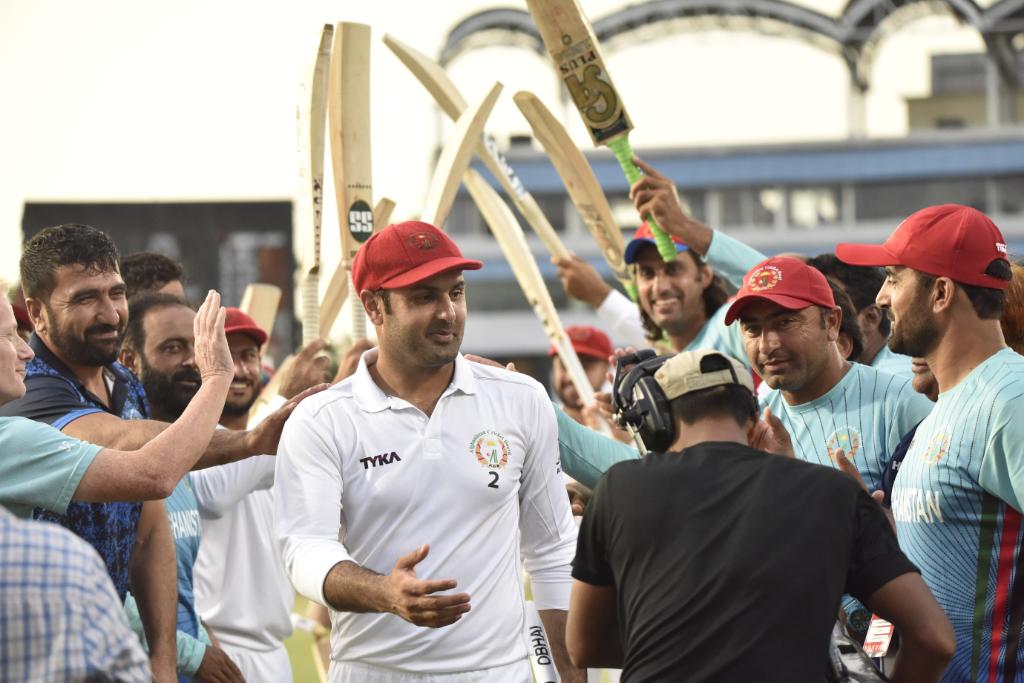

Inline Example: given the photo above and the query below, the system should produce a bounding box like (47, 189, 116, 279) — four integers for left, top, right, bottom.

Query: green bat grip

(608, 137, 677, 263)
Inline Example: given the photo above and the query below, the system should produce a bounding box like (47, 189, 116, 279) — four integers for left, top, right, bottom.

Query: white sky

(0, 0, 984, 283)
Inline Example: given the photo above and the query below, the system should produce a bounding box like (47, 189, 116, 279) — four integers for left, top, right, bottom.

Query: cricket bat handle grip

(608, 137, 677, 263)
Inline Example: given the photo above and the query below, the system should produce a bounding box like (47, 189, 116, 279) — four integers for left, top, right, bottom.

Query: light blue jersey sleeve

(555, 404, 638, 489)
(0, 416, 101, 518)
(884, 378, 934, 456)
(123, 592, 209, 676)
(704, 230, 766, 289)
(979, 397, 1024, 514)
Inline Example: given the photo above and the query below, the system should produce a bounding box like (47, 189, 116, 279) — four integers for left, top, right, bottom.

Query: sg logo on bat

(348, 200, 373, 243)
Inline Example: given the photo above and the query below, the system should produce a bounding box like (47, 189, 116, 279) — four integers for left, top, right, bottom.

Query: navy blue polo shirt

(0, 335, 150, 600)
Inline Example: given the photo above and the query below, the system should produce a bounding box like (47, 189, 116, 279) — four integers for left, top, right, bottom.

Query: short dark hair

(20, 224, 121, 301)
(916, 259, 1012, 320)
(124, 292, 191, 353)
(639, 251, 730, 342)
(671, 383, 758, 428)
(120, 252, 185, 299)
(807, 253, 889, 337)
(823, 277, 865, 363)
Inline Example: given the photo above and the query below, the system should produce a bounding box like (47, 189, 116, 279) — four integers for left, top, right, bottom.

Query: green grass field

(284, 595, 321, 682)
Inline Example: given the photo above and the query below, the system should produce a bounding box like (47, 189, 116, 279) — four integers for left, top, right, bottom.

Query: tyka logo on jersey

(360, 452, 402, 470)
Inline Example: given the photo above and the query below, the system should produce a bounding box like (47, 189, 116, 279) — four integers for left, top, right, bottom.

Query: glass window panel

(855, 179, 987, 221)
(721, 187, 782, 229)
(788, 186, 841, 229)
(995, 176, 1024, 215)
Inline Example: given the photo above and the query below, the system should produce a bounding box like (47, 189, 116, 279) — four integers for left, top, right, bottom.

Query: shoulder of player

(467, 361, 546, 397)
(290, 379, 358, 421)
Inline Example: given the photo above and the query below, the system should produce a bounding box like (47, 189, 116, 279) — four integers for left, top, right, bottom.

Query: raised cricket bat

(319, 197, 395, 339)
(463, 168, 596, 406)
(513, 90, 634, 298)
(383, 35, 570, 259)
(299, 24, 333, 346)
(239, 283, 282, 348)
(524, 0, 676, 261)
(421, 81, 503, 229)
(329, 22, 374, 340)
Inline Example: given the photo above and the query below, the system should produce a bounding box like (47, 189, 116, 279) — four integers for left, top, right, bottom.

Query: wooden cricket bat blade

(239, 283, 282, 346)
(421, 81, 503, 229)
(462, 169, 596, 406)
(513, 90, 630, 289)
(319, 266, 349, 339)
(373, 197, 396, 229)
(382, 34, 466, 119)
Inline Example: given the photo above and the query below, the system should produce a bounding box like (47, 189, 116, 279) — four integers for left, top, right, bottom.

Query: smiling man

(1, 224, 315, 682)
(725, 256, 932, 492)
(275, 221, 581, 683)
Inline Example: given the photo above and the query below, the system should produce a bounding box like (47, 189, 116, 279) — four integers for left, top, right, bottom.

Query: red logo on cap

(406, 232, 437, 250)
(748, 265, 782, 292)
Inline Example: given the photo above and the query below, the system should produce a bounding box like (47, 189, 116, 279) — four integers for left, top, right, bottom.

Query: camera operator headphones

(612, 349, 759, 454)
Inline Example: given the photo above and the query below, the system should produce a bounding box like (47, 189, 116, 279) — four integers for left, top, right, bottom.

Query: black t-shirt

(572, 441, 917, 683)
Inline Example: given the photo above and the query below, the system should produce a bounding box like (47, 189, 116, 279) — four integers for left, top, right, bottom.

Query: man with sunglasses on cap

(274, 221, 581, 683)
(837, 204, 1023, 681)
(567, 348, 953, 682)
(554, 158, 765, 361)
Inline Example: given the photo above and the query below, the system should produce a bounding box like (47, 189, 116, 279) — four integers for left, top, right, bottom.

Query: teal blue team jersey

(894, 347, 1024, 682)
(871, 345, 914, 379)
(760, 363, 933, 491)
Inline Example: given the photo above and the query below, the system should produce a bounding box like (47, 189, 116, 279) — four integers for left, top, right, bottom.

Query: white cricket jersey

(275, 350, 577, 674)
(191, 454, 294, 653)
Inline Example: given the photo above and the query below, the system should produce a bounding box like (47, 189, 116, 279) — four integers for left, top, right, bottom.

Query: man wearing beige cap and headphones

(567, 348, 953, 682)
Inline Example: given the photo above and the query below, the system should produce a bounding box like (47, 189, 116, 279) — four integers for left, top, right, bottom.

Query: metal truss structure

(439, 0, 1024, 91)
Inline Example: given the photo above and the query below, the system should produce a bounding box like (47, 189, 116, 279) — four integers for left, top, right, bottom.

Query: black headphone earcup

(633, 376, 675, 453)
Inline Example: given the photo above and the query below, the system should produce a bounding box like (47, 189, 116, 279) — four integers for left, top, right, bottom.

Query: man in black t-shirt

(568, 349, 954, 683)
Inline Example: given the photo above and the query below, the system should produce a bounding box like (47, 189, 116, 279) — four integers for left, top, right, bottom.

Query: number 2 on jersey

(488, 471, 499, 489)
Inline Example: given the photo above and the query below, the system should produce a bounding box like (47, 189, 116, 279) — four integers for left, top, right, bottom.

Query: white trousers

(328, 658, 532, 683)
(218, 642, 292, 683)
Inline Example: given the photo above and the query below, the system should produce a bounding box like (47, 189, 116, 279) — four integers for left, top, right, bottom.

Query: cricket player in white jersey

(275, 220, 582, 683)
(838, 204, 1023, 682)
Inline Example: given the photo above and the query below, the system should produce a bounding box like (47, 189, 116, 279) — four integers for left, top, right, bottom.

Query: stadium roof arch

(439, 0, 1024, 90)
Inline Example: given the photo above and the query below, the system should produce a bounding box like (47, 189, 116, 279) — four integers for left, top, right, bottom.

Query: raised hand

(278, 339, 332, 399)
(386, 544, 471, 628)
(748, 407, 795, 458)
(193, 290, 233, 381)
(551, 254, 611, 308)
(334, 338, 376, 383)
(629, 157, 712, 255)
(244, 383, 330, 455)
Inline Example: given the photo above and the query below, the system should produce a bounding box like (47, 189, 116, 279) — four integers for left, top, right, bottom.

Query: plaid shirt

(0, 505, 150, 682)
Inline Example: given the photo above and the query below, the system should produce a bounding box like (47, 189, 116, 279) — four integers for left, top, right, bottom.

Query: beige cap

(654, 349, 754, 400)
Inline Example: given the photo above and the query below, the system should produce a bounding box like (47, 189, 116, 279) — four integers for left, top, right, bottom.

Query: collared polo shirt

(0, 335, 149, 600)
(275, 350, 577, 674)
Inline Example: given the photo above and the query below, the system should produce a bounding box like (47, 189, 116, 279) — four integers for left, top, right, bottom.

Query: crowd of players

(0, 155, 1020, 683)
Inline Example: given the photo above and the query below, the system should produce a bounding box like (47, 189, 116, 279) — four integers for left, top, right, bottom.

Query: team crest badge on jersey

(922, 429, 951, 465)
(826, 427, 861, 463)
(470, 431, 510, 469)
(748, 265, 782, 292)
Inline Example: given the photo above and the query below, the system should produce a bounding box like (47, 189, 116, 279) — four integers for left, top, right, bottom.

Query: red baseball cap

(352, 221, 482, 292)
(724, 256, 836, 325)
(623, 222, 689, 264)
(548, 325, 613, 361)
(836, 204, 1010, 290)
(223, 307, 268, 346)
